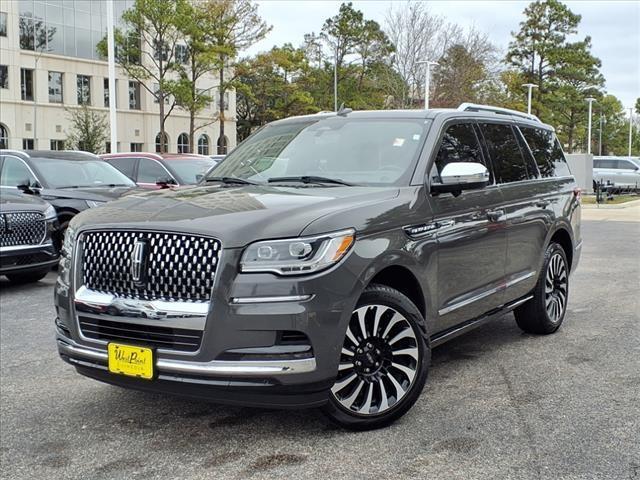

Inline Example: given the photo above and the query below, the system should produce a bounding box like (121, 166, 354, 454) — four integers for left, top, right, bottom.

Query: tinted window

(549, 137, 570, 177)
(31, 158, 135, 188)
(166, 159, 214, 184)
(107, 157, 136, 180)
(480, 123, 528, 183)
(138, 158, 169, 183)
(520, 127, 561, 177)
(616, 160, 637, 170)
(0, 156, 37, 186)
(207, 118, 429, 186)
(433, 123, 488, 182)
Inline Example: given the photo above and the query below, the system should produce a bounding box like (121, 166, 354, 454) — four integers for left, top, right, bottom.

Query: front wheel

(322, 284, 429, 430)
(514, 242, 569, 334)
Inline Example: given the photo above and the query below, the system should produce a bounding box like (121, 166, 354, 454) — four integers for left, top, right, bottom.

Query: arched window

(216, 135, 228, 154)
(197, 134, 210, 155)
(155, 132, 168, 153)
(177, 133, 189, 153)
(0, 124, 8, 149)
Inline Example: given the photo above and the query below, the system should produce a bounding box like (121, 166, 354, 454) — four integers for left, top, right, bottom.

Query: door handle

(486, 209, 504, 222)
(535, 200, 550, 208)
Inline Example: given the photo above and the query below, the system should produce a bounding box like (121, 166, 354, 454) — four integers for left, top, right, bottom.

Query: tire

(6, 268, 50, 284)
(322, 284, 430, 430)
(514, 242, 569, 334)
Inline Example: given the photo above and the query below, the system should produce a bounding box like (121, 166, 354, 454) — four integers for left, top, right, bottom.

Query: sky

(249, 0, 640, 112)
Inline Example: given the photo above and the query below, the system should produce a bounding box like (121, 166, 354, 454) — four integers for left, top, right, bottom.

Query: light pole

(585, 97, 596, 155)
(629, 107, 634, 158)
(598, 110, 604, 156)
(417, 60, 438, 110)
(106, 0, 118, 152)
(333, 45, 338, 112)
(522, 83, 538, 115)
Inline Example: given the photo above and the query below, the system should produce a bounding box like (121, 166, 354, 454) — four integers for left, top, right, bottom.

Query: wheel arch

(366, 265, 426, 321)
(548, 226, 574, 271)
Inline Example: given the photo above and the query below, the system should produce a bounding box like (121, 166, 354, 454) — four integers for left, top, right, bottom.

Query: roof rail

(0, 149, 30, 157)
(457, 103, 541, 123)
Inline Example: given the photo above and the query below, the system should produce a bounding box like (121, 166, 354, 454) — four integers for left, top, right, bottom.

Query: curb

(581, 198, 640, 210)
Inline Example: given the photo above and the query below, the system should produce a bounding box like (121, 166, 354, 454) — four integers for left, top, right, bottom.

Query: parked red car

(100, 152, 216, 189)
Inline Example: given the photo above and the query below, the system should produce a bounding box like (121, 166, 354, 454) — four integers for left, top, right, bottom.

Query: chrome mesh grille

(0, 212, 46, 247)
(80, 230, 221, 302)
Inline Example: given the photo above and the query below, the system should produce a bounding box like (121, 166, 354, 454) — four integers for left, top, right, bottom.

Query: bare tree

(384, 3, 460, 107)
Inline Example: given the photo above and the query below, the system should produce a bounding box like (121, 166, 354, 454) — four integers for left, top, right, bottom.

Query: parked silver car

(593, 156, 640, 189)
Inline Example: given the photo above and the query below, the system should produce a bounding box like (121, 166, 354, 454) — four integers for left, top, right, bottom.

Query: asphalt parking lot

(1, 218, 639, 480)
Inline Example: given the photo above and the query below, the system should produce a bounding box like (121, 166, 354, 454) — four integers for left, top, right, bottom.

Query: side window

(137, 158, 168, 183)
(107, 157, 136, 180)
(519, 126, 557, 178)
(549, 136, 571, 177)
(479, 123, 528, 183)
(0, 156, 37, 186)
(433, 123, 490, 182)
(617, 160, 636, 170)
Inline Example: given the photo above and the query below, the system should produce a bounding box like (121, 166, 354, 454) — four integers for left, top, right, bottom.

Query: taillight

(573, 187, 582, 203)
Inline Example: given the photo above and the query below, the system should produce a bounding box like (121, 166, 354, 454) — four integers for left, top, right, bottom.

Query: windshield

(166, 159, 215, 184)
(32, 158, 136, 189)
(206, 117, 430, 186)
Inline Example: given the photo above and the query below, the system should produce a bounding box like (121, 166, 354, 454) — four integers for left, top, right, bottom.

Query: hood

(70, 184, 400, 248)
(0, 188, 49, 213)
(41, 186, 138, 203)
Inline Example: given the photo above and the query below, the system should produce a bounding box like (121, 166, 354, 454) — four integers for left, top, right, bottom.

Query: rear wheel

(6, 268, 50, 284)
(514, 242, 569, 334)
(322, 284, 429, 430)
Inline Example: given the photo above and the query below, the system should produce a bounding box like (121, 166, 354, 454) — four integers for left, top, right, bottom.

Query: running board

(430, 295, 533, 348)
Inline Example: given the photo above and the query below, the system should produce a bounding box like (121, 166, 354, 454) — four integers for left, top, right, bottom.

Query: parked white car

(593, 156, 640, 189)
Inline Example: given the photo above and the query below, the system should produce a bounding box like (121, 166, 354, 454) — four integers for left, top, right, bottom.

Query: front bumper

(0, 243, 58, 274)
(55, 243, 371, 408)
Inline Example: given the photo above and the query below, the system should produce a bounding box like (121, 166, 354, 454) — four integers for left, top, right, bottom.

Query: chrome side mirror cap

(431, 162, 490, 195)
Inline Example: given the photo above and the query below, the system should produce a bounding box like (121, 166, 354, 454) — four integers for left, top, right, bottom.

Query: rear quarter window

(520, 126, 571, 178)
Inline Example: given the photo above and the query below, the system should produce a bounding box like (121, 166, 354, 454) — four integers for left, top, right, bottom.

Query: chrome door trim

(439, 271, 535, 316)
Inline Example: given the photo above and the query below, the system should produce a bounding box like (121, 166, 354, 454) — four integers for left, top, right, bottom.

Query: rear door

(479, 122, 550, 303)
(429, 121, 507, 331)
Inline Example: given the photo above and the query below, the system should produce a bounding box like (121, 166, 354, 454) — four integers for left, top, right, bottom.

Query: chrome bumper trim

(57, 337, 316, 376)
(74, 286, 209, 330)
(0, 242, 53, 253)
(230, 295, 314, 304)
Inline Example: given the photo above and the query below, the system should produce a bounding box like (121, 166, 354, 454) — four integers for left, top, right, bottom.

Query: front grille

(81, 230, 221, 303)
(0, 212, 46, 247)
(78, 316, 203, 352)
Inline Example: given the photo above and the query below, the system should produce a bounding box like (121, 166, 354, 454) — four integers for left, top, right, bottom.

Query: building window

(48, 71, 63, 103)
(128, 81, 141, 110)
(50, 139, 65, 150)
(155, 132, 168, 153)
(0, 124, 8, 149)
(197, 134, 210, 155)
(77, 75, 91, 105)
(175, 44, 188, 64)
(103, 78, 118, 108)
(217, 135, 228, 155)
(217, 90, 230, 111)
(130, 143, 143, 152)
(153, 39, 169, 62)
(0, 12, 7, 37)
(21, 68, 34, 101)
(0, 65, 7, 89)
(22, 138, 34, 150)
(177, 133, 189, 153)
(153, 83, 170, 104)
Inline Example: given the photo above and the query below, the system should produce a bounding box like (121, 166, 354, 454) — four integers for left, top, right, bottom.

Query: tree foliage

(65, 106, 109, 154)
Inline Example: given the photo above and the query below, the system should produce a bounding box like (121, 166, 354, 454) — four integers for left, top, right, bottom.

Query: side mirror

(430, 162, 490, 195)
(156, 176, 176, 188)
(195, 174, 204, 182)
(16, 180, 41, 195)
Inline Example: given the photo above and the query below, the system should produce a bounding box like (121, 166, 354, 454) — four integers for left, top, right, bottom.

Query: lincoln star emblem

(131, 240, 148, 285)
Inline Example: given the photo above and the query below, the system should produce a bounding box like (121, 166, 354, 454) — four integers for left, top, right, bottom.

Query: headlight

(240, 229, 355, 275)
(44, 204, 57, 219)
(86, 200, 106, 208)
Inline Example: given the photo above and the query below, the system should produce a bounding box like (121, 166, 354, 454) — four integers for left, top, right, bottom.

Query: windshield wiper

(204, 176, 258, 185)
(267, 176, 354, 186)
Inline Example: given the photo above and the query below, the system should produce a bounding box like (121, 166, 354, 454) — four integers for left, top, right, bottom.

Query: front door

(429, 122, 507, 332)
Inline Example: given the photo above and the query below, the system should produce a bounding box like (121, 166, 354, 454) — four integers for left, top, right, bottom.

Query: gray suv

(55, 104, 582, 430)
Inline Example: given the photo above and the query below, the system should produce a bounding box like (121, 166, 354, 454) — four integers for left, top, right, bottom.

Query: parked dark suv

(55, 104, 582, 430)
(1, 187, 59, 283)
